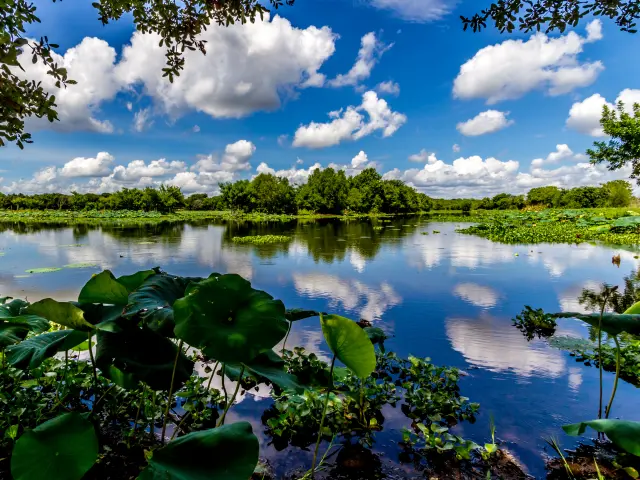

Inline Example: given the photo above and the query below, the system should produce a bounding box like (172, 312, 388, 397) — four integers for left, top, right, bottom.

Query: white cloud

(452, 144, 460, 153)
(292, 91, 407, 148)
(192, 140, 256, 173)
(192, 125, 200, 133)
(408, 149, 437, 163)
(567, 89, 640, 136)
(116, 14, 337, 119)
(60, 152, 115, 177)
(133, 107, 153, 132)
(277, 134, 289, 147)
(453, 20, 604, 104)
(112, 159, 186, 182)
(367, 0, 455, 22)
(453, 283, 499, 308)
(17, 37, 119, 133)
(255, 162, 322, 185)
(329, 32, 392, 88)
(376, 80, 400, 96)
(530, 144, 585, 168)
(126, 102, 133, 111)
(351, 151, 369, 169)
(456, 110, 514, 136)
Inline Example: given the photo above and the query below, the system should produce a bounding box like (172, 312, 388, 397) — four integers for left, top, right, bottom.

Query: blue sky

(2, 0, 640, 198)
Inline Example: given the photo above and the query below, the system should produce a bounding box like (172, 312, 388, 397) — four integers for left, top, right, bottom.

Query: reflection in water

(453, 283, 499, 308)
(293, 272, 401, 321)
(446, 315, 566, 378)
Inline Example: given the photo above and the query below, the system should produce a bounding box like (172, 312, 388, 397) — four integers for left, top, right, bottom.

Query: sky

(2, 0, 640, 199)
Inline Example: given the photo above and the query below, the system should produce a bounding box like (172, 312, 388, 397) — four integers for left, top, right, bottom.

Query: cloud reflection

(453, 283, 500, 308)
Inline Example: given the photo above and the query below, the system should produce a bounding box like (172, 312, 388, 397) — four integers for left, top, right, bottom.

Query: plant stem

(221, 364, 228, 406)
(605, 335, 622, 419)
(596, 293, 609, 420)
(205, 361, 219, 392)
(150, 390, 156, 437)
(86, 332, 99, 387)
(132, 385, 145, 439)
(161, 340, 184, 443)
(311, 354, 336, 480)
(359, 381, 365, 425)
(92, 384, 116, 415)
(282, 321, 292, 355)
(171, 411, 192, 440)
(218, 365, 244, 427)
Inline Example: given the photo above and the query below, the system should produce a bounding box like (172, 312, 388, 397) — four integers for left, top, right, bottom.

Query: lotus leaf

(320, 314, 376, 379)
(624, 302, 640, 315)
(563, 420, 640, 456)
(6, 329, 87, 369)
(25, 267, 62, 274)
(123, 272, 202, 336)
(95, 324, 194, 391)
(285, 308, 321, 322)
(11, 412, 99, 480)
(27, 298, 95, 331)
(174, 274, 288, 363)
(225, 349, 304, 393)
(552, 312, 640, 336)
(116, 268, 157, 292)
(78, 270, 129, 305)
(138, 422, 259, 480)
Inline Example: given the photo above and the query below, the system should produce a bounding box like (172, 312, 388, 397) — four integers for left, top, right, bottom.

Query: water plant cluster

(231, 235, 292, 244)
(0, 268, 505, 479)
(459, 209, 640, 245)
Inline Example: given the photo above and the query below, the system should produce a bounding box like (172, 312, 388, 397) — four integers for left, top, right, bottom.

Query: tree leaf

(6, 330, 87, 369)
(320, 314, 376, 379)
(78, 270, 129, 305)
(95, 324, 194, 391)
(27, 298, 94, 331)
(138, 422, 259, 480)
(11, 412, 99, 480)
(174, 274, 288, 363)
(563, 420, 640, 456)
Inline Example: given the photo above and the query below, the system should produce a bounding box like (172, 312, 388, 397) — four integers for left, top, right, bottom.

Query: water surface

(1, 217, 639, 478)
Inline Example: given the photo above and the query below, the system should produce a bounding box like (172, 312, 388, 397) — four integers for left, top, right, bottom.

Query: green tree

(461, 1, 640, 34)
(296, 168, 349, 214)
(561, 186, 608, 208)
(220, 180, 252, 212)
(588, 101, 640, 184)
(603, 180, 633, 207)
(527, 186, 563, 207)
(248, 173, 296, 214)
(1, 0, 293, 149)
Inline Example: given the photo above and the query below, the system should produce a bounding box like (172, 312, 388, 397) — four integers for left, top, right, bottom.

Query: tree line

(0, 171, 635, 214)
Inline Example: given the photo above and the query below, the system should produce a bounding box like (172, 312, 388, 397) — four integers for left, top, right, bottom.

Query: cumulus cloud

(530, 144, 585, 168)
(112, 159, 186, 182)
(116, 15, 337, 119)
(453, 20, 604, 104)
(60, 152, 115, 177)
(192, 140, 256, 173)
(329, 32, 392, 88)
(456, 110, 514, 136)
(367, 0, 455, 22)
(376, 80, 400, 96)
(17, 37, 119, 133)
(292, 91, 407, 148)
(408, 149, 437, 163)
(452, 144, 460, 153)
(255, 162, 322, 185)
(567, 89, 640, 136)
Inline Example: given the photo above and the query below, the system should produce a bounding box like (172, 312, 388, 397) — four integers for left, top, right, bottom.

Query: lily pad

(25, 267, 62, 274)
(174, 274, 288, 363)
(138, 422, 259, 480)
(64, 263, 99, 269)
(11, 412, 99, 480)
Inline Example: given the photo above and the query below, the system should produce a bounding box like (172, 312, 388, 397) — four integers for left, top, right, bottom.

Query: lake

(1, 216, 639, 478)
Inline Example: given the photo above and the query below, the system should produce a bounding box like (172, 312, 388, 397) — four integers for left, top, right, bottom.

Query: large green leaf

(174, 274, 288, 363)
(6, 330, 87, 369)
(116, 269, 157, 293)
(0, 298, 29, 316)
(78, 270, 129, 305)
(226, 350, 304, 393)
(138, 422, 259, 480)
(123, 273, 202, 336)
(285, 309, 321, 322)
(11, 412, 99, 480)
(96, 325, 194, 391)
(320, 314, 376, 379)
(551, 312, 640, 336)
(73, 302, 123, 329)
(624, 302, 640, 315)
(0, 323, 30, 348)
(563, 420, 640, 456)
(27, 298, 94, 331)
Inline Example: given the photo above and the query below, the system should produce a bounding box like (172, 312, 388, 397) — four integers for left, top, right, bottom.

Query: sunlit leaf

(563, 420, 640, 456)
(78, 270, 129, 305)
(551, 312, 640, 336)
(27, 298, 94, 331)
(6, 330, 86, 369)
(320, 314, 376, 379)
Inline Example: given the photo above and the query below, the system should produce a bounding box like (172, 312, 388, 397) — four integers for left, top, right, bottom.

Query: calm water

(1, 217, 639, 478)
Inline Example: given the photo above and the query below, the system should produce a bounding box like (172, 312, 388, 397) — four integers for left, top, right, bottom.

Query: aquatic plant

(231, 234, 292, 244)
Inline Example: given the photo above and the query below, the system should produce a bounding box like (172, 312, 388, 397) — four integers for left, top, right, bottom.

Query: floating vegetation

(59, 244, 84, 247)
(64, 263, 99, 269)
(373, 226, 383, 230)
(136, 241, 157, 245)
(421, 232, 429, 235)
(231, 235, 291, 244)
(432, 230, 440, 234)
(24, 267, 62, 274)
(13, 274, 31, 278)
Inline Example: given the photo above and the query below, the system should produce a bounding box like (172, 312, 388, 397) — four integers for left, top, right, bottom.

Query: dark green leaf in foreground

(123, 272, 203, 336)
(364, 326, 388, 352)
(226, 350, 305, 393)
(96, 325, 194, 391)
(174, 274, 288, 363)
(27, 298, 94, 331)
(78, 270, 129, 305)
(285, 308, 320, 322)
(117, 268, 157, 293)
(551, 312, 640, 336)
(563, 420, 640, 456)
(138, 422, 259, 480)
(320, 314, 376, 379)
(6, 330, 87, 369)
(0, 324, 30, 348)
(11, 412, 99, 480)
